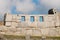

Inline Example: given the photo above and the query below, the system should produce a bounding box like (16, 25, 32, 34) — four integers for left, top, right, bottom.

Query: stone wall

(4, 13, 60, 28)
(0, 26, 60, 36)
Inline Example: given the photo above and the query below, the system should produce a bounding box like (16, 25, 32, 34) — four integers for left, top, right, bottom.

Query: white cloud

(0, 0, 11, 15)
(40, 0, 60, 9)
(0, 0, 36, 14)
(15, 0, 36, 13)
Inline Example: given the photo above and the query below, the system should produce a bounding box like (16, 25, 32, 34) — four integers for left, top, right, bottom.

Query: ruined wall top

(3, 8, 60, 28)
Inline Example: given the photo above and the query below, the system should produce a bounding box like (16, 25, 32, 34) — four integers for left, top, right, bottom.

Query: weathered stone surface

(1, 9, 60, 40)
(0, 26, 60, 37)
(4, 13, 60, 28)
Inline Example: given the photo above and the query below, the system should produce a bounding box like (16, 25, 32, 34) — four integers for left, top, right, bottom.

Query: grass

(3, 34, 60, 39)
(46, 36, 60, 39)
(4, 35, 25, 39)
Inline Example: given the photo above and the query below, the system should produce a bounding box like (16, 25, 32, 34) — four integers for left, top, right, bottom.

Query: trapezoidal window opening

(21, 16, 25, 22)
(30, 16, 35, 22)
(39, 16, 44, 22)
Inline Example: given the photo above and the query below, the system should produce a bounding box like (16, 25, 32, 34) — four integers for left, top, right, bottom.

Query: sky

(1, 0, 60, 15)
(0, 0, 60, 20)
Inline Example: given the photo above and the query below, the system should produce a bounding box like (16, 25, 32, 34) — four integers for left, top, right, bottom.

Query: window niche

(30, 16, 35, 22)
(39, 16, 44, 22)
(21, 16, 25, 22)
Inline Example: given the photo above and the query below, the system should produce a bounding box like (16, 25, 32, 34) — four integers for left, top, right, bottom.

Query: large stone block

(5, 22, 11, 27)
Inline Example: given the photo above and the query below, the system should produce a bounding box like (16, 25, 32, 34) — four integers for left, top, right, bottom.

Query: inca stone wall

(1, 9, 60, 37)
(0, 9, 60, 40)
(5, 13, 60, 28)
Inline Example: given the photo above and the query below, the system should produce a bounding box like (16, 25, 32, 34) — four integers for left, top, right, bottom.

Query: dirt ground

(0, 22, 3, 26)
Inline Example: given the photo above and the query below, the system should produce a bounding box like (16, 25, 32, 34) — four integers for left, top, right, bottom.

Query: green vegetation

(4, 35, 25, 39)
(46, 36, 60, 40)
(2, 34, 60, 40)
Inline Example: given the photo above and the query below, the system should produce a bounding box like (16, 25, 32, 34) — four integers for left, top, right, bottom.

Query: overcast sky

(0, 0, 60, 15)
(0, 0, 60, 21)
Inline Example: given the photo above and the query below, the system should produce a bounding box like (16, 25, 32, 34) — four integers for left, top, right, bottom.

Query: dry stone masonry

(4, 8, 60, 28)
(0, 8, 60, 37)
